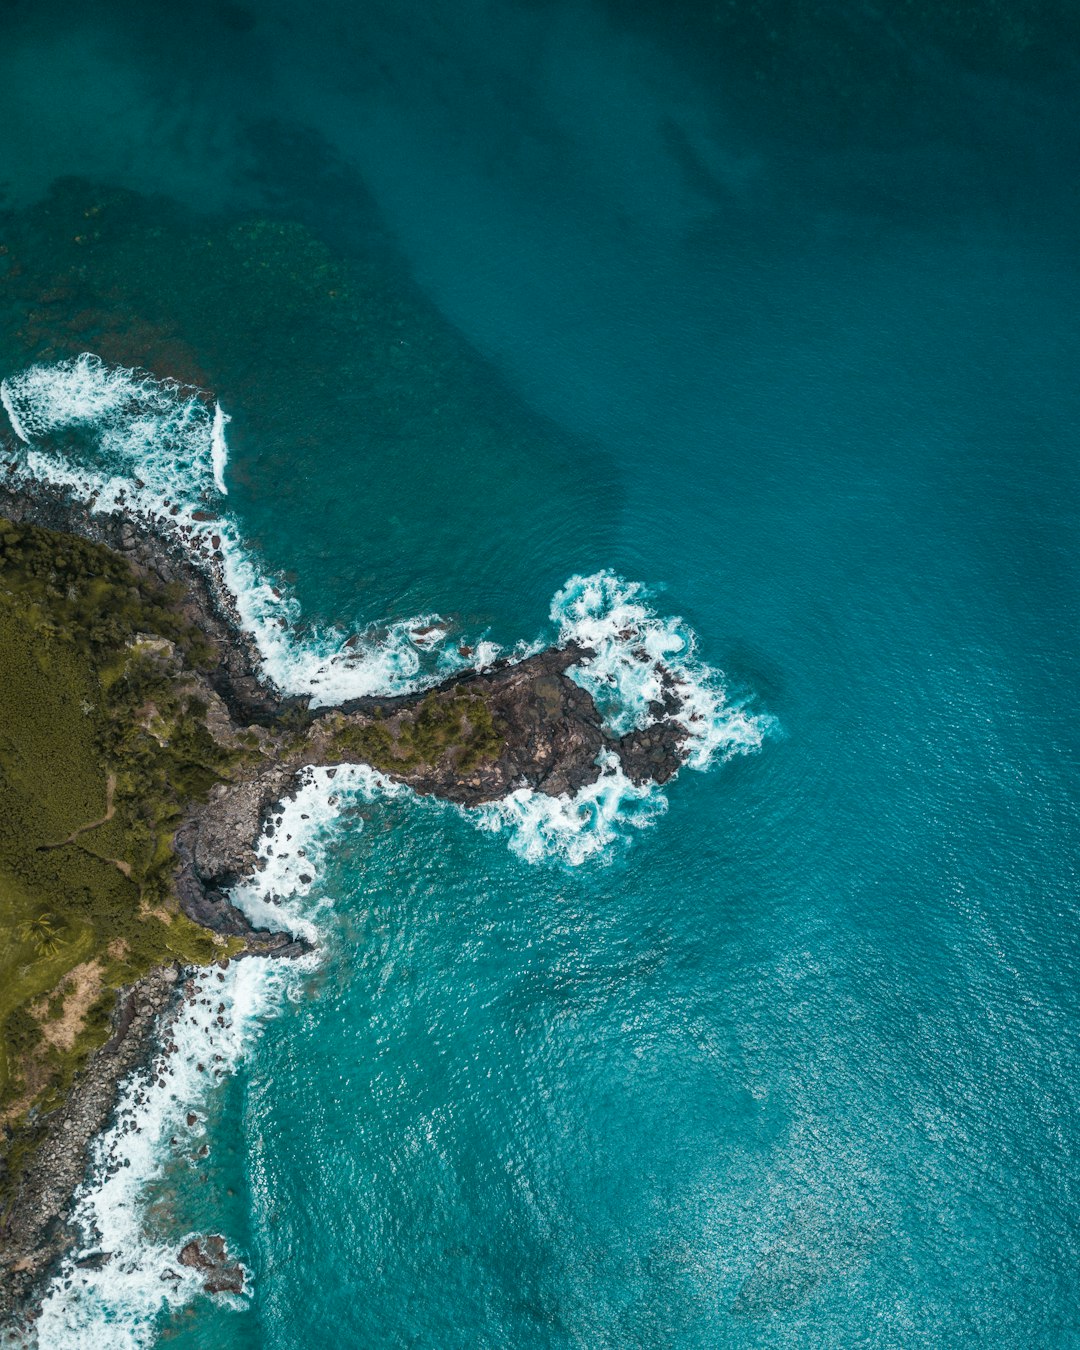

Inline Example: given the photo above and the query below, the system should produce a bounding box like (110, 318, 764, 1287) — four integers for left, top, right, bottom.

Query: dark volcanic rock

(312, 644, 615, 806)
(178, 1233, 245, 1295)
(615, 720, 688, 786)
(0, 475, 301, 728)
(74, 1250, 112, 1271)
(0, 472, 692, 818)
(0, 967, 181, 1323)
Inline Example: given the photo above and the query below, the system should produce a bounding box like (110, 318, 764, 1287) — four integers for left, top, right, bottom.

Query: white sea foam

(27, 959, 286, 1350)
(227, 763, 406, 940)
(551, 570, 771, 770)
(0, 379, 30, 443)
(1, 356, 770, 767)
(462, 572, 772, 862)
(472, 750, 667, 864)
(0, 356, 774, 1344)
(2, 355, 154, 437)
(210, 402, 230, 496)
(0, 356, 772, 868)
(3, 770, 405, 1348)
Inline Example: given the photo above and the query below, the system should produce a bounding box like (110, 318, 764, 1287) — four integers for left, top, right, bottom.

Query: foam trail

(210, 403, 230, 496)
(0, 358, 776, 1343)
(27, 959, 286, 1350)
(463, 574, 773, 863)
(1, 381, 29, 442)
(0, 354, 483, 703)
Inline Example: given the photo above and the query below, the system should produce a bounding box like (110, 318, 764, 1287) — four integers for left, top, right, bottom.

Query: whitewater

(0, 354, 769, 1348)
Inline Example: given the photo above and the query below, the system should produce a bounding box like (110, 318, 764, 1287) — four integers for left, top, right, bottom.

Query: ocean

(1, 0, 1079, 1345)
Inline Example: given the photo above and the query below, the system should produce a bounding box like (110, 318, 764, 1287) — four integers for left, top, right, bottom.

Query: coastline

(0, 471, 691, 1331)
(0, 965, 186, 1327)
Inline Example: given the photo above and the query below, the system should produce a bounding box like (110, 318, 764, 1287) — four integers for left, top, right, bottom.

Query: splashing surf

(551, 570, 772, 772)
(0, 354, 486, 705)
(210, 403, 230, 497)
(471, 749, 667, 865)
(0, 353, 771, 809)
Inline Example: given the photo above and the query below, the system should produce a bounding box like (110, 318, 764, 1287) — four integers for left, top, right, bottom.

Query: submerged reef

(0, 482, 690, 1325)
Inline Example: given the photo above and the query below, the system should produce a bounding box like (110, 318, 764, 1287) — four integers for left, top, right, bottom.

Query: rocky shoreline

(0, 965, 184, 1325)
(0, 472, 691, 1330)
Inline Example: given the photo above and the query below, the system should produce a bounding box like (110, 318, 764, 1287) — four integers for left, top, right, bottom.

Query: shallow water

(2, 1, 1080, 1346)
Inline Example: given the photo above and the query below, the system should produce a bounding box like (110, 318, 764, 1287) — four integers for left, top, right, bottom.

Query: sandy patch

(33, 959, 104, 1051)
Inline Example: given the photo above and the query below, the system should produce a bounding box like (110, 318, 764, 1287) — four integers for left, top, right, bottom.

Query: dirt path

(37, 774, 135, 881)
(39, 773, 117, 849)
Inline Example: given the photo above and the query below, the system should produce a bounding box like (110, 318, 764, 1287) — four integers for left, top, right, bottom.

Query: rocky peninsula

(0, 477, 689, 1327)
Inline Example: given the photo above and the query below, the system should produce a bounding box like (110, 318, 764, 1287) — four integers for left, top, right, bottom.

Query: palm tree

(16, 913, 64, 958)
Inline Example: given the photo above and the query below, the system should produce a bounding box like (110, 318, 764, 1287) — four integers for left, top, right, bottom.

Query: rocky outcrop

(0, 474, 693, 1329)
(176, 1233, 245, 1296)
(612, 719, 687, 786)
(0, 474, 690, 805)
(308, 644, 615, 804)
(171, 761, 303, 941)
(0, 475, 300, 728)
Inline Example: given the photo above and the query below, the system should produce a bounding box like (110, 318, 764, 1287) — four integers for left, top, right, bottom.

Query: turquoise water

(3, 1, 1080, 1345)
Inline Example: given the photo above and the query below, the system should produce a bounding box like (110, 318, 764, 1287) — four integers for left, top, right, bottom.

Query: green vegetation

(0, 519, 238, 1154)
(330, 693, 504, 776)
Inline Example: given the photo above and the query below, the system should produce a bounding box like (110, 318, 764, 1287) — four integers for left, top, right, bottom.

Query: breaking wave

(0, 354, 484, 705)
(551, 570, 771, 771)
(0, 354, 772, 866)
(471, 749, 667, 864)
(470, 572, 772, 861)
(210, 403, 230, 497)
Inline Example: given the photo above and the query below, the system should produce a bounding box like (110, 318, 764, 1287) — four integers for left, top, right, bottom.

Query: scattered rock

(74, 1251, 112, 1271)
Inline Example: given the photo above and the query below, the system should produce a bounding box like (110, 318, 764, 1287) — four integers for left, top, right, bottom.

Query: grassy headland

(323, 691, 505, 777)
(0, 518, 238, 1163)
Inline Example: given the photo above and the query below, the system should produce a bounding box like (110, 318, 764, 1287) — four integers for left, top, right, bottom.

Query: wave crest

(552, 570, 771, 771)
(471, 749, 667, 864)
(21, 765, 403, 1348)
(0, 356, 771, 868)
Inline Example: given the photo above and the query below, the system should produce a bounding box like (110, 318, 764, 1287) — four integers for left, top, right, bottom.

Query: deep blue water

(3, 1, 1080, 1345)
